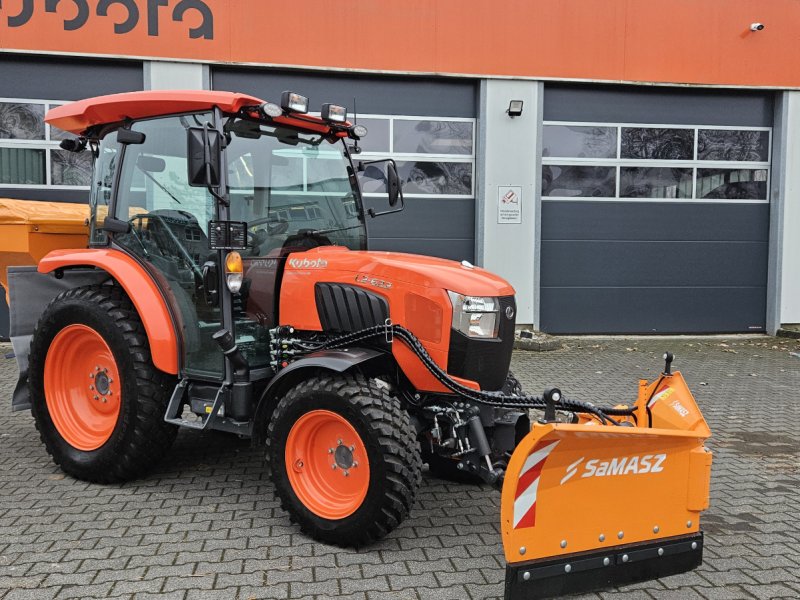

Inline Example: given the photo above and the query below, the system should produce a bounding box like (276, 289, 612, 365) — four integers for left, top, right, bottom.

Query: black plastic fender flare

(251, 347, 389, 445)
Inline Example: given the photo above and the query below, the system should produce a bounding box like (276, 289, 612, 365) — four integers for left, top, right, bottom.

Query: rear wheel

(267, 373, 422, 546)
(28, 285, 177, 483)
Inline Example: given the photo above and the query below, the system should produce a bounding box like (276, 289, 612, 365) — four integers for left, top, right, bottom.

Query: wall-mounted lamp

(507, 100, 524, 118)
(750, 22, 765, 31)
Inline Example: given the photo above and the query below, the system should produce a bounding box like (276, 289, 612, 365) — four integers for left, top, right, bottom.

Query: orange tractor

(3, 91, 712, 599)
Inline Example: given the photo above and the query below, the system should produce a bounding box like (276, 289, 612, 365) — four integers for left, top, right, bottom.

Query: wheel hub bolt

(349, 445, 355, 452)
(337, 439, 343, 446)
(89, 385, 94, 391)
(93, 395, 99, 400)
(102, 397, 107, 403)
(89, 373, 94, 379)
(328, 448, 333, 454)
(353, 461, 359, 468)
(296, 460, 303, 469)
(332, 464, 337, 470)
(343, 470, 350, 477)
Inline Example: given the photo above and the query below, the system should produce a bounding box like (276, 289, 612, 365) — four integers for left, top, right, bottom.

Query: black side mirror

(356, 158, 405, 219)
(387, 161, 401, 207)
(187, 126, 222, 188)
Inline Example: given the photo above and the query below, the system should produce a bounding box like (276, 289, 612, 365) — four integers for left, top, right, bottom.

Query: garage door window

(543, 122, 771, 202)
(0, 98, 92, 189)
(351, 114, 475, 198)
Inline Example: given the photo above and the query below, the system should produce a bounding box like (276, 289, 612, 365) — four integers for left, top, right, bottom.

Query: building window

(0, 98, 91, 189)
(542, 122, 771, 203)
(350, 114, 475, 198)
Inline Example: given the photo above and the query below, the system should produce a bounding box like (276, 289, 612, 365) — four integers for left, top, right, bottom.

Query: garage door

(540, 85, 773, 334)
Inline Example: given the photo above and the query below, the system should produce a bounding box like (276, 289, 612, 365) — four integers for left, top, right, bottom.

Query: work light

(280, 91, 309, 114)
(321, 103, 347, 123)
(352, 124, 368, 138)
(260, 102, 283, 118)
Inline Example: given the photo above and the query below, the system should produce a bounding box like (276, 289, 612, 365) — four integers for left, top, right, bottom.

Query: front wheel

(266, 373, 422, 546)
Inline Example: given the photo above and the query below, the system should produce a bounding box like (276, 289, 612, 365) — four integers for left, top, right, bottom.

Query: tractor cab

(49, 90, 398, 386)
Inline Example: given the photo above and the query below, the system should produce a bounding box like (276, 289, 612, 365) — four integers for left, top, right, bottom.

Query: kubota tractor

(2, 90, 713, 599)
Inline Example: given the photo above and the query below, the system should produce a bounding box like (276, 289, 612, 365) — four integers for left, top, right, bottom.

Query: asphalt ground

(1, 336, 799, 600)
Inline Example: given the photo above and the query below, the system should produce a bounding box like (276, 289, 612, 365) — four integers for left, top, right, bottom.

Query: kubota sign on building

(1, 0, 799, 87)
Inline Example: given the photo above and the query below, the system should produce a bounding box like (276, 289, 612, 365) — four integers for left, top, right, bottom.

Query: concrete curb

(777, 328, 800, 340)
(513, 331, 563, 352)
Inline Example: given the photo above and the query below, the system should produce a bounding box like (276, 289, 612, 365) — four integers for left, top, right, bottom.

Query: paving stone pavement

(1, 336, 799, 600)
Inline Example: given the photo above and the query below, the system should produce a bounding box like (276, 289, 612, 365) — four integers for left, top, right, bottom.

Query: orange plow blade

(501, 370, 712, 599)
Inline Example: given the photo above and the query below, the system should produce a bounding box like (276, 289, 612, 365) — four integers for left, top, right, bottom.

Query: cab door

(108, 114, 225, 380)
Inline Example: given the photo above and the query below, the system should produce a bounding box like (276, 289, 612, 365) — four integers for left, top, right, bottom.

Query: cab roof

(45, 90, 349, 137)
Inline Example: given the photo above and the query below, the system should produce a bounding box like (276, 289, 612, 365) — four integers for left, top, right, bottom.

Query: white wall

(476, 80, 542, 326)
(144, 61, 208, 90)
(779, 92, 800, 324)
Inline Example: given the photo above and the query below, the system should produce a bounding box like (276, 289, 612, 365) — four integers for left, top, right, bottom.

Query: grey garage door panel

(541, 202, 769, 242)
(364, 197, 474, 239)
(0, 189, 89, 203)
(541, 240, 767, 288)
(543, 83, 773, 127)
(540, 287, 766, 334)
(369, 237, 474, 263)
(212, 68, 476, 117)
(0, 54, 143, 100)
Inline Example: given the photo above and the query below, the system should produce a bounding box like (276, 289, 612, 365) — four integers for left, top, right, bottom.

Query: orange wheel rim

(285, 409, 371, 520)
(44, 324, 122, 451)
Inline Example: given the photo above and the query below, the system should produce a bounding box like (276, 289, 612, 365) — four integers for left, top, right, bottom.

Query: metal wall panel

(212, 68, 476, 117)
(544, 84, 774, 127)
(0, 54, 143, 101)
(540, 201, 770, 333)
(541, 287, 767, 334)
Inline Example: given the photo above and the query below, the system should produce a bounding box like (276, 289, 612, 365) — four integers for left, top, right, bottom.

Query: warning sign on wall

(497, 186, 522, 224)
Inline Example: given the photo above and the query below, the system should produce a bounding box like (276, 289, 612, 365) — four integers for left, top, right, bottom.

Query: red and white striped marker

(513, 440, 560, 529)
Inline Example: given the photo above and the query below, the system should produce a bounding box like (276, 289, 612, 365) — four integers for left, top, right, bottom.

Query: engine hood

(287, 246, 514, 297)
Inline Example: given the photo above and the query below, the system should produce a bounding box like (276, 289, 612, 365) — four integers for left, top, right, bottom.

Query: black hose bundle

(314, 323, 635, 425)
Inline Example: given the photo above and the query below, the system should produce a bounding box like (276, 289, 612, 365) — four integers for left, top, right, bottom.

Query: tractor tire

(28, 285, 177, 483)
(266, 373, 422, 547)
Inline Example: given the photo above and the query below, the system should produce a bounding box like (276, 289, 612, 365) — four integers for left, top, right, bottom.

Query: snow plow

(2, 90, 711, 599)
(502, 361, 711, 598)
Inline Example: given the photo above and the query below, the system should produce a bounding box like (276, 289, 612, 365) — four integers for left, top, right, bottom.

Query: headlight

(447, 291, 500, 339)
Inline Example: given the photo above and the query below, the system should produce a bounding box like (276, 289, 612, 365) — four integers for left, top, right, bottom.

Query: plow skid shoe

(501, 372, 712, 599)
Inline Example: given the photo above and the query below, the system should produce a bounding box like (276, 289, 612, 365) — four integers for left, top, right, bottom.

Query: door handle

(202, 261, 219, 307)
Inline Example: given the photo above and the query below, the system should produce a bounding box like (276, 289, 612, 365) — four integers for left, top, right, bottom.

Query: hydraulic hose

(312, 323, 635, 425)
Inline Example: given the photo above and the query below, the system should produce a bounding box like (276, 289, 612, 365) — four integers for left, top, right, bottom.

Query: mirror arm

(367, 205, 404, 219)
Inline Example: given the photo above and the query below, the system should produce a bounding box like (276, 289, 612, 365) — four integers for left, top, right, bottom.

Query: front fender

(251, 347, 388, 444)
(38, 248, 179, 374)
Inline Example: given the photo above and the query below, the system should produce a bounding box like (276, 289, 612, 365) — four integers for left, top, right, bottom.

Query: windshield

(224, 118, 366, 255)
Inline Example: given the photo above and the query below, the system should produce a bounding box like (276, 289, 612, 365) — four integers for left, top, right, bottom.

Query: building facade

(1, 0, 799, 337)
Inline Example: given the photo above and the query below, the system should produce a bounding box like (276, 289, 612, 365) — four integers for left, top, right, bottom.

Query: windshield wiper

(136, 165, 182, 205)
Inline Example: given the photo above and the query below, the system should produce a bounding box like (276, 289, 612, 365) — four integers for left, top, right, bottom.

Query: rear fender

(251, 347, 389, 445)
(38, 248, 179, 374)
